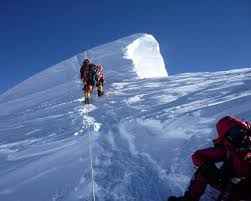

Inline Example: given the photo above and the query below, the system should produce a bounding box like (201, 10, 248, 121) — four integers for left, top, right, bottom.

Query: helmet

(83, 59, 90, 64)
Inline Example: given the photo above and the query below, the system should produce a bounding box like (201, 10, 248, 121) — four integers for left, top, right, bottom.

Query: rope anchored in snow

(88, 131, 96, 201)
(79, 105, 97, 201)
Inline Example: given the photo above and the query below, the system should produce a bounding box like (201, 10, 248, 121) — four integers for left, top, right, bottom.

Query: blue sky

(0, 0, 251, 94)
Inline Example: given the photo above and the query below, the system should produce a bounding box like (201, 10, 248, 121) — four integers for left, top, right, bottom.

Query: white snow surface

(0, 33, 251, 201)
(124, 34, 167, 78)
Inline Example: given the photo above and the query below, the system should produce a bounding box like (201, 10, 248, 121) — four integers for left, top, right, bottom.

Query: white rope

(88, 131, 96, 201)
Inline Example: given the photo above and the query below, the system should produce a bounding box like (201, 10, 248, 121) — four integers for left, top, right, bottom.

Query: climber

(168, 116, 251, 201)
(95, 65, 105, 97)
(80, 59, 105, 104)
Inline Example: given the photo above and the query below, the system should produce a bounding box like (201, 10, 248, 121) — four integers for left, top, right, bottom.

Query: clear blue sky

(1, 0, 251, 94)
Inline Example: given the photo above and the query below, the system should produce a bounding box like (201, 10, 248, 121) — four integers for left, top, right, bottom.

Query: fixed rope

(88, 131, 96, 201)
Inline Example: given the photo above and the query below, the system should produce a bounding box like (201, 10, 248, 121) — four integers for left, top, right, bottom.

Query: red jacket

(192, 116, 251, 183)
(192, 143, 251, 180)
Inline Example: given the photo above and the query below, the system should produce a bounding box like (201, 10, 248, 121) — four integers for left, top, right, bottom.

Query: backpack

(80, 63, 88, 79)
(88, 64, 97, 83)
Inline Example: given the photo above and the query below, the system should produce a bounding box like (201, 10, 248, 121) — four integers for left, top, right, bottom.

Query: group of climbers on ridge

(80, 58, 105, 104)
(168, 115, 251, 201)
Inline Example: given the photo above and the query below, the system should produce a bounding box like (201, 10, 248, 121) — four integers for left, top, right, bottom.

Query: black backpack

(88, 64, 97, 83)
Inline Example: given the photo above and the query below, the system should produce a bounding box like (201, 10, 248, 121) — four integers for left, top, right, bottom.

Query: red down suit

(187, 116, 251, 200)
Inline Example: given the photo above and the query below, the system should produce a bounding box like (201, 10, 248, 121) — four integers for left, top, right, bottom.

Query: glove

(230, 177, 243, 185)
(82, 81, 87, 91)
(221, 177, 249, 195)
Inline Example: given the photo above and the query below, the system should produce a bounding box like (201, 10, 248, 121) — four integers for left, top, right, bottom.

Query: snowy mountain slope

(0, 33, 251, 201)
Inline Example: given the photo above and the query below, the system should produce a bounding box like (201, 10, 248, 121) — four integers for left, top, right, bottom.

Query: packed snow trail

(0, 33, 251, 201)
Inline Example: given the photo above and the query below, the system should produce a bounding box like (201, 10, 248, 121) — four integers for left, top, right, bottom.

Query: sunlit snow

(0, 33, 251, 201)
(124, 34, 167, 78)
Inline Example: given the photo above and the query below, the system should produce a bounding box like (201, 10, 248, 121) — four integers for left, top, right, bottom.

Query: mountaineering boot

(168, 196, 187, 201)
(84, 97, 90, 104)
(98, 89, 104, 97)
(84, 97, 89, 104)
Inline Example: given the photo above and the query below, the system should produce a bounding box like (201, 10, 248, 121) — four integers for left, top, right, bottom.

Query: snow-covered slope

(0, 33, 251, 201)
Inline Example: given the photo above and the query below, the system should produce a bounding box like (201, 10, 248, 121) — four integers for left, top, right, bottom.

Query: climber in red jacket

(168, 116, 251, 201)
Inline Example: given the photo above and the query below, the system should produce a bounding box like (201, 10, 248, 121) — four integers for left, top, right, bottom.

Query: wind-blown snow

(0, 33, 251, 201)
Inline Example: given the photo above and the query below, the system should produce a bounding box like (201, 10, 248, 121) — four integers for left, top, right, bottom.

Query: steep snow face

(124, 34, 167, 78)
(0, 56, 81, 105)
(0, 33, 251, 201)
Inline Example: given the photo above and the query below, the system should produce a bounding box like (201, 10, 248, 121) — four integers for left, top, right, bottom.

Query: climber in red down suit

(168, 116, 251, 201)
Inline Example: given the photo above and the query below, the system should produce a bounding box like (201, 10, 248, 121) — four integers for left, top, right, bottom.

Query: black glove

(82, 84, 87, 91)
(230, 177, 249, 192)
